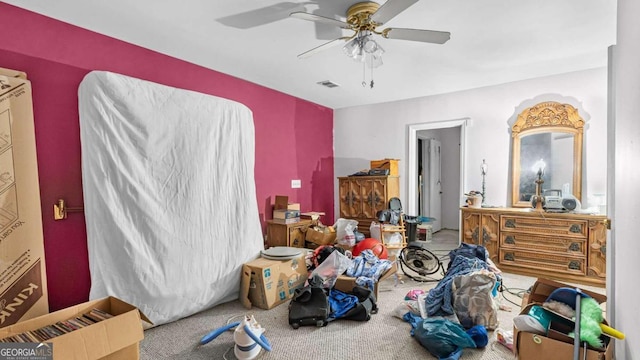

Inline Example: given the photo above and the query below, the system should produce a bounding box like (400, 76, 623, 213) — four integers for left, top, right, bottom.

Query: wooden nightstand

(266, 220, 312, 248)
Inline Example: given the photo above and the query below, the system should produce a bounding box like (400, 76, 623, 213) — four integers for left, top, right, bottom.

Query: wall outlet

(291, 179, 301, 188)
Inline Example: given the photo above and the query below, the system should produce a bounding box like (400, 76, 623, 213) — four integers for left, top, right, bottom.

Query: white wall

(334, 67, 608, 218)
(613, 0, 640, 358)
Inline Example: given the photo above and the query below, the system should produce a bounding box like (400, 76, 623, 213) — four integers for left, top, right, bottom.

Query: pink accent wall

(0, 3, 334, 311)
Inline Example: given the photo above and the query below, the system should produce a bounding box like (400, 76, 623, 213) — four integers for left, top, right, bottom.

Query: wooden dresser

(460, 207, 609, 286)
(338, 175, 400, 236)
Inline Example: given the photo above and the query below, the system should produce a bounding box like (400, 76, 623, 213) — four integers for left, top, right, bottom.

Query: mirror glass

(511, 102, 584, 207)
(517, 132, 575, 202)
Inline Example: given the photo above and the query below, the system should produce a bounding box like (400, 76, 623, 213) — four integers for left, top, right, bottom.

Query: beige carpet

(139, 229, 604, 360)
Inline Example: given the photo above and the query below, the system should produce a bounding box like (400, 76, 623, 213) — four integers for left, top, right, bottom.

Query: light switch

(291, 179, 301, 188)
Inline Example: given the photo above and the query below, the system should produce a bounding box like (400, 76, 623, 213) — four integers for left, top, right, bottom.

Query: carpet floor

(139, 229, 605, 360)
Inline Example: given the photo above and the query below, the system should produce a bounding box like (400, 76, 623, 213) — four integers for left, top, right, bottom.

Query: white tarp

(78, 71, 264, 325)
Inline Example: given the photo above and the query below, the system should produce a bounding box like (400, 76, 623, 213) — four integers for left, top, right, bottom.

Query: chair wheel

(292, 323, 299, 329)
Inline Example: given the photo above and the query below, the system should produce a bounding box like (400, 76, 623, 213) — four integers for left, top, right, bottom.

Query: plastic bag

(414, 318, 477, 359)
(369, 221, 382, 240)
(383, 231, 403, 245)
(334, 218, 358, 247)
(392, 300, 421, 319)
(451, 270, 499, 330)
(309, 250, 352, 289)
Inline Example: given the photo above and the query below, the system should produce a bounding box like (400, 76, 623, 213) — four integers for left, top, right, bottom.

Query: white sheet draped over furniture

(78, 71, 264, 326)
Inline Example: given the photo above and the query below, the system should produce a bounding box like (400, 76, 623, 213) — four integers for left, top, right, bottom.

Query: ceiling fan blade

(370, 0, 419, 25)
(297, 36, 353, 59)
(290, 12, 351, 29)
(383, 28, 451, 44)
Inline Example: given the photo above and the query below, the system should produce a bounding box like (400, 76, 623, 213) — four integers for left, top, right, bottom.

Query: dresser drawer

(499, 248, 586, 276)
(500, 232, 587, 256)
(501, 216, 588, 238)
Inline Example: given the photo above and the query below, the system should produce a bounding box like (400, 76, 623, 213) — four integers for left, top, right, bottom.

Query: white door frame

(407, 118, 470, 217)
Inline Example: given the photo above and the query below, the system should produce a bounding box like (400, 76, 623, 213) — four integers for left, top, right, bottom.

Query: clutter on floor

(513, 277, 622, 360)
(199, 314, 271, 360)
(242, 218, 521, 359)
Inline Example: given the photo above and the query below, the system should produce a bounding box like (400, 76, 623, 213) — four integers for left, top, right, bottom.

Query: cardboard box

(274, 195, 299, 211)
(305, 226, 336, 246)
(240, 254, 308, 310)
(273, 209, 300, 220)
(286, 203, 300, 211)
(370, 159, 399, 176)
(0, 67, 49, 326)
(514, 278, 612, 360)
(0, 296, 150, 360)
(334, 262, 397, 299)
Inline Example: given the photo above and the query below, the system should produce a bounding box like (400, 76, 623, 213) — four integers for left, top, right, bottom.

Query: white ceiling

(5, 0, 617, 109)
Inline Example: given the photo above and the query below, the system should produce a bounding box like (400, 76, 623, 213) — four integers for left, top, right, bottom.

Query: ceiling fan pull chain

(362, 62, 367, 87)
(370, 65, 374, 89)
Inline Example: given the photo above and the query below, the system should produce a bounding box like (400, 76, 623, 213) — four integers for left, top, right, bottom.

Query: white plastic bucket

(417, 224, 433, 242)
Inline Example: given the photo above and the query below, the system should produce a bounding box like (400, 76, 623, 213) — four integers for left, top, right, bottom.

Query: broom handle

(600, 323, 625, 340)
(573, 292, 581, 360)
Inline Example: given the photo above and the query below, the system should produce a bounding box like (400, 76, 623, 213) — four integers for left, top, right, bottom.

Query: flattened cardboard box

(334, 262, 397, 299)
(240, 254, 307, 310)
(0, 67, 48, 327)
(0, 296, 151, 360)
(514, 278, 612, 360)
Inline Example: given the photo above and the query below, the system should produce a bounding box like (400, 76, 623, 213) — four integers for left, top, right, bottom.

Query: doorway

(407, 118, 469, 234)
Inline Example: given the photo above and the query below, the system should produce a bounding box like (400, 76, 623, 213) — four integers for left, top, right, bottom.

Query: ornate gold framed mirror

(511, 101, 584, 207)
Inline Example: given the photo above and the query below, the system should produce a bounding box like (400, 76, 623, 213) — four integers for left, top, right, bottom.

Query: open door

(426, 139, 442, 232)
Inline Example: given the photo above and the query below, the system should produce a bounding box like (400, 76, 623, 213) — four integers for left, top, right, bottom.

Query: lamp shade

(342, 31, 384, 68)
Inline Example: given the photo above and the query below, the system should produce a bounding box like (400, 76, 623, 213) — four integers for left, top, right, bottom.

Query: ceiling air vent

(317, 80, 340, 88)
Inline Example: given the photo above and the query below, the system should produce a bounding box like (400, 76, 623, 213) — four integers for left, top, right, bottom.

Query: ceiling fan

(290, 0, 450, 61)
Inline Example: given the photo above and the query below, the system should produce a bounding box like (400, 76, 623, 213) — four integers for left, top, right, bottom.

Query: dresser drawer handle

(505, 219, 516, 228)
(505, 236, 515, 245)
(568, 260, 581, 270)
(482, 226, 491, 245)
(570, 224, 582, 233)
(569, 242, 580, 251)
(504, 252, 515, 261)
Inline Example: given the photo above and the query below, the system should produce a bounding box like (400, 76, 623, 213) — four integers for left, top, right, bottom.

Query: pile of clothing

(399, 243, 502, 359)
(425, 243, 501, 330)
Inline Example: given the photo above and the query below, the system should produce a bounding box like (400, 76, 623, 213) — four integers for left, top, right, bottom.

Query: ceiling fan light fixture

(362, 37, 378, 54)
(342, 31, 384, 68)
(291, 0, 451, 87)
(342, 37, 361, 58)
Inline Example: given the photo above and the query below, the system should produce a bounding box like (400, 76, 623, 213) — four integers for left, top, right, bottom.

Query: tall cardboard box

(240, 254, 307, 310)
(0, 67, 48, 327)
(0, 296, 150, 359)
(514, 278, 612, 360)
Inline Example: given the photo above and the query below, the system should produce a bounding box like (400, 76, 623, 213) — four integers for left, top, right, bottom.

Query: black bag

(288, 286, 330, 329)
(341, 285, 378, 321)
